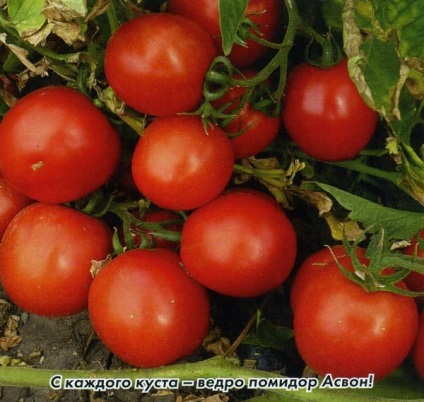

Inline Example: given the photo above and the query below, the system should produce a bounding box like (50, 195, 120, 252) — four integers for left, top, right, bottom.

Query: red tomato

(213, 71, 280, 159)
(88, 248, 210, 368)
(180, 189, 297, 297)
(290, 244, 367, 312)
(104, 13, 216, 116)
(293, 255, 418, 380)
(282, 59, 378, 161)
(0, 175, 33, 239)
(131, 115, 234, 211)
(404, 229, 424, 306)
(0, 86, 121, 203)
(0, 203, 113, 316)
(167, 0, 283, 68)
(413, 309, 424, 379)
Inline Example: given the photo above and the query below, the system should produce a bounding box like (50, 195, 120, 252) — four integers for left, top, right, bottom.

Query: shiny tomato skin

(213, 71, 280, 159)
(228, 105, 280, 159)
(167, 0, 283, 68)
(0, 203, 113, 316)
(290, 245, 367, 312)
(0, 175, 33, 239)
(282, 59, 378, 161)
(293, 256, 419, 380)
(0, 86, 121, 203)
(413, 309, 424, 379)
(88, 248, 210, 368)
(180, 189, 297, 297)
(104, 13, 216, 116)
(131, 115, 234, 211)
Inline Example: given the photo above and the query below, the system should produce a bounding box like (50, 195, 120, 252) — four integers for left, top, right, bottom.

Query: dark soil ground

(0, 289, 260, 402)
(0, 291, 208, 402)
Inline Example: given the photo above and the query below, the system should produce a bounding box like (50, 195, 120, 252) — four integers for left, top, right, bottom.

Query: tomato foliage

(0, 0, 423, 399)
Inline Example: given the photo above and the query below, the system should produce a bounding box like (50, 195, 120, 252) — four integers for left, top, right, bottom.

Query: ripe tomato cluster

(0, 0, 297, 369)
(0, 0, 422, 386)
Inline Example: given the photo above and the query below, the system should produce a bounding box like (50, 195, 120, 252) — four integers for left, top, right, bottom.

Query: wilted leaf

(202, 327, 234, 357)
(22, 23, 54, 46)
(203, 336, 232, 357)
(0, 315, 22, 352)
(90, 254, 113, 277)
(287, 186, 333, 216)
(7, 0, 46, 37)
(85, 0, 111, 21)
(322, 212, 364, 242)
(15, 58, 51, 89)
(0, 34, 38, 72)
(234, 157, 305, 207)
(343, 0, 424, 131)
(43, 0, 88, 21)
(42, 0, 88, 45)
(95, 86, 147, 134)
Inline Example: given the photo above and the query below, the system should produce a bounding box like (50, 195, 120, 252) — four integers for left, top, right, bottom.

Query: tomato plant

(125, 209, 183, 250)
(88, 248, 210, 368)
(403, 229, 424, 305)
(131, 115, 234, 211)
(212, 71, 281, 159)
(180, 189, 297, 297)
(167, 0, 283, 68)
(0, 175, 32, 239)
(0, 203, 113, 316)
(282, 58, 379, 162)
(292, 252, 419, 380)
(104, 13, 216, 116)
(413, 309, 424, 380)
(0, 86, 121, 203)
(0, 0, 424, 398)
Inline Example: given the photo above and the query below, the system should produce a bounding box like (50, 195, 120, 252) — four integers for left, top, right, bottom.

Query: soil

(0, 288, 192, 402)
(0, 288, 253, 402)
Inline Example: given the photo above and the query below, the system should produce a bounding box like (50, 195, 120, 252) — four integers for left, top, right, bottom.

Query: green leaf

(358, 35, 400, 117)
(218, 0, 249, 55)
(7, 0, 46, 36)
(315, 182, 424, 241)
(243, 319, 293, 352)
(343, 0, 424, 130)
(370, 0, 424, 60)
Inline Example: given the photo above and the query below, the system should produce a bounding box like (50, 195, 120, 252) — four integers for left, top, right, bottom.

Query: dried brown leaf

(0, 314, 22, 351)
(0, 34, 39, 72)
(85, 0, 111, 21)
(322, 212, 364, 242)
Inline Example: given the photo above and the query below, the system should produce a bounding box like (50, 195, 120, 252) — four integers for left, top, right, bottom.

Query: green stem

(0, 355, 387, 401)
(0, 356, 283, 390)
(329, 159, 401, 185)
(234, 163, 287, 189)
(106, 1, 120, 34)
(234, 164, 285, 177)
(402, 143, 424, 168)
(231, 0, 302, 101)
